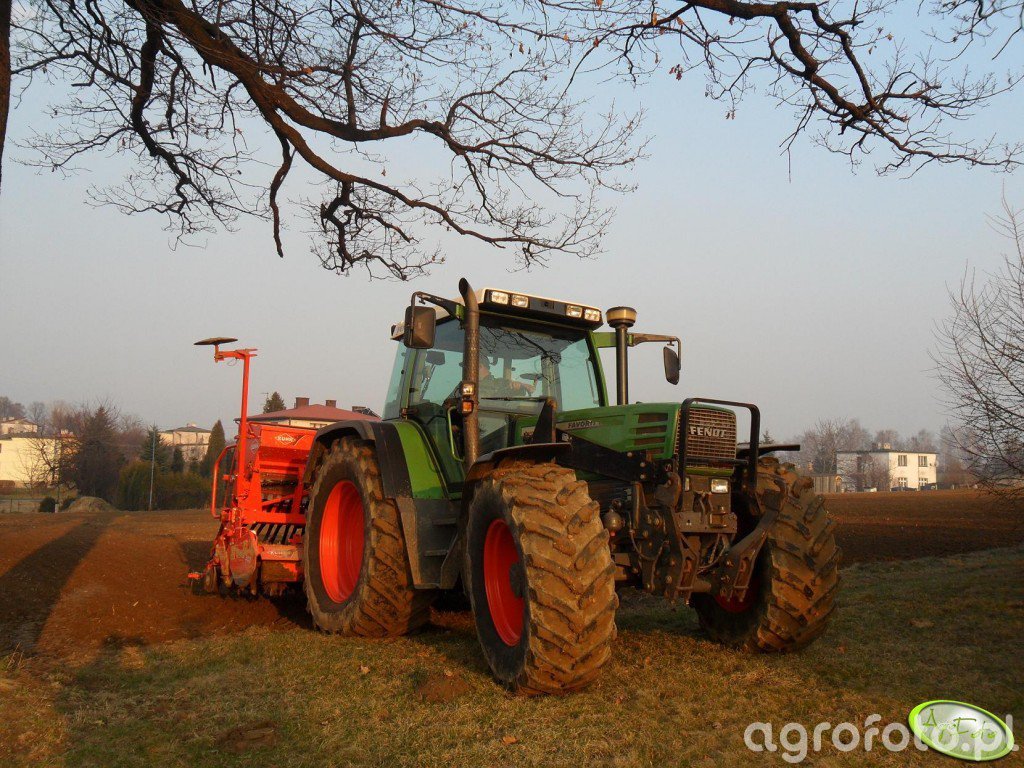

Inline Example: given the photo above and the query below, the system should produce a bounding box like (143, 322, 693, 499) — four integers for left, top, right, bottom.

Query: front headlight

(710, 478, 730, 494)
(511, 293, 530, 308)
(489, 290, 509, 305)
(566, 304, 583, 318)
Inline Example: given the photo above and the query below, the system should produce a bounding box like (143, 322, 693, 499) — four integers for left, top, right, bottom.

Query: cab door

(403, 319, 468, 491)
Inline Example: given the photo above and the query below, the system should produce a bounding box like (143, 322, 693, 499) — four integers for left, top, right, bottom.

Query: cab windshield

(411, 315, 603, 414)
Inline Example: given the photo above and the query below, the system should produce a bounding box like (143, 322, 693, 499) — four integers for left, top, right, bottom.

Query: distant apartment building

(0, 418, 39, 436)
(836, 447, 938, 491)
(159, 423, 212, 463)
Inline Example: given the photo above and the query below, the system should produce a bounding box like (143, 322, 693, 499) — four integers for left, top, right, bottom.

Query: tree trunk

(0, 0, 10, 193)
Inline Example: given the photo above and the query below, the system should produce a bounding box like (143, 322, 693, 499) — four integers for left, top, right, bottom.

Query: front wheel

(465, 461, 617, 694)
(693, 457, 840, 652)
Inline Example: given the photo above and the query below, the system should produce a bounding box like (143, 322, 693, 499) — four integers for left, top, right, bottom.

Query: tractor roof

(391, 286, 603, 339)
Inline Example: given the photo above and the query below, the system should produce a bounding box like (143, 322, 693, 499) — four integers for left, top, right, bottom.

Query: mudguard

(304, 419, 412, 499)
(304, 418, 457, 589)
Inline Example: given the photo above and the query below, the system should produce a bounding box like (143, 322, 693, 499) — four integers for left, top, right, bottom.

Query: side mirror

(403, 305, 436, 349)
(663, 346, 680, 385)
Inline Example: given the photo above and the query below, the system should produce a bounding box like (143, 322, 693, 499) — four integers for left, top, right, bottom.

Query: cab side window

(409, 320, 465, 408)
(383, 346, 411, 420)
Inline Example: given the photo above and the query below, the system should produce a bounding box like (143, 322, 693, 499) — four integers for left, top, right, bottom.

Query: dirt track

(1, 490, 1020, 661)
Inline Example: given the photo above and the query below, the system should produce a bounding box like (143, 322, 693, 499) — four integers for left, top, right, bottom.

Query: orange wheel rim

(714, 575, 760, 613)
(319, 480, 364, 603)
(483, 518, 525, 645)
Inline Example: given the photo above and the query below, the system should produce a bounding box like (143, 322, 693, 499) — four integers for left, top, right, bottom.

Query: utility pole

(54, 432, 61, 509)
(148, 427, 157, 512)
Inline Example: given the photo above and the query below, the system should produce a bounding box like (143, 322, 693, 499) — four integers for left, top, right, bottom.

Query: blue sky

(2, 7, 1022, 440)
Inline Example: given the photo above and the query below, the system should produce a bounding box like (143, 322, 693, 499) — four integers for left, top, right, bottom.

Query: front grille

(682, 407, 737, 465)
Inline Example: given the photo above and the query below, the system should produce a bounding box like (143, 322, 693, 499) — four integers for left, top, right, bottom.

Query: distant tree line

(1, 395, 227, 511)
(115, 421, 225, 510)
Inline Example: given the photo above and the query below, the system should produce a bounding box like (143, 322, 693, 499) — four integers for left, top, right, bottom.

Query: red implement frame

(192, 340, 315, 595)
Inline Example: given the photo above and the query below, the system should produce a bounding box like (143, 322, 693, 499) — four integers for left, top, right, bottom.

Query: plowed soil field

(1, 490, 1019, 660)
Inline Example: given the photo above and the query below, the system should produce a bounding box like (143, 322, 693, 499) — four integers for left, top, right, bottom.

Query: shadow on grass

(36, 548, 1023, 768)
(411, 610, 493, 679)
(404, 587, 707, 687)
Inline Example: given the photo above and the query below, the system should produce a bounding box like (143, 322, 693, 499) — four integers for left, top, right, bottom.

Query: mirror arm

(629, 333, 680, 347)
(630, 334, 682, 361)
(626, 333, 682, 385)
(410, 290, 460, 316)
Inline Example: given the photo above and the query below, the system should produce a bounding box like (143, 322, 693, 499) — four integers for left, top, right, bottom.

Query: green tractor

(301, 279, 839, 694)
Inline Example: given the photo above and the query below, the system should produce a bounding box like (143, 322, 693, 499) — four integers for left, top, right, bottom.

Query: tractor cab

(387, 290, 622, 490)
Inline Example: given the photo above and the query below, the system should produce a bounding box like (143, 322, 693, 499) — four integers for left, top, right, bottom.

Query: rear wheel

(693, 457, 840, 651)
(303, 437, 433, 635)
(465, 461, 617, 694)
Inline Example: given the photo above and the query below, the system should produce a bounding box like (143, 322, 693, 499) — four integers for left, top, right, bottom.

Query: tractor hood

(515, 402, 738, 465)
(550, 403, 680, 460)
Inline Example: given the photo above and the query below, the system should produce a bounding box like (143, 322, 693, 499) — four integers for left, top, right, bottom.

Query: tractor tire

(693, 457, 840, 652)
(465, 461, 617, 694)
(303, 437, 433, 636)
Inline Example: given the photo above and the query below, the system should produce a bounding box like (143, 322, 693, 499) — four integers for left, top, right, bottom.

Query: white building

(836, 448, 938, 491)
(0, 418, 39, 436)
(0, 435, 64, 488)
(159, 423, 212, 464)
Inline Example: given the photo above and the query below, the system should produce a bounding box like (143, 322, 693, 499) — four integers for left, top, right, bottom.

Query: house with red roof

(246, 398, 379, 431)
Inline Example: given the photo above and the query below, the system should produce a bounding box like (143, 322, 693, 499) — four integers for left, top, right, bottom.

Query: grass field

(2, 544, 1021, 767)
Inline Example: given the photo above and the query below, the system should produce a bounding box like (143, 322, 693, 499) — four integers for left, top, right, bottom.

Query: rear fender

(304, 419, 457, 590)
(303, 420, 412, 498)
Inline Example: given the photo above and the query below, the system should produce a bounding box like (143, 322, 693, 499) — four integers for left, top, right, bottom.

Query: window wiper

(479, 396, 548, 402)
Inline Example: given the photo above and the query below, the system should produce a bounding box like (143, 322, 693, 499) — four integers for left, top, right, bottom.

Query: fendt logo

(689, 424, 728, 439)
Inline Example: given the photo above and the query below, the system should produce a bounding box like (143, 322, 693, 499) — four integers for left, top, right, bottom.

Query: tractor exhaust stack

(459, 278, 481, 469)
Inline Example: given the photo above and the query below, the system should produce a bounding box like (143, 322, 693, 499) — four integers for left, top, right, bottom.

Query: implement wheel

(693, 457, 840, 651)
(303, 437, 433, 635)
(465, 461, 617, 694)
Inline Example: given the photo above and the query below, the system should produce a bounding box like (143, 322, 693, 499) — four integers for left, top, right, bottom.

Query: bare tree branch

(8, 0, 643, 276)
(562, 0, 1023, 173)
(3, 0, 1021, 275)
(935, 192, 1024, 503)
